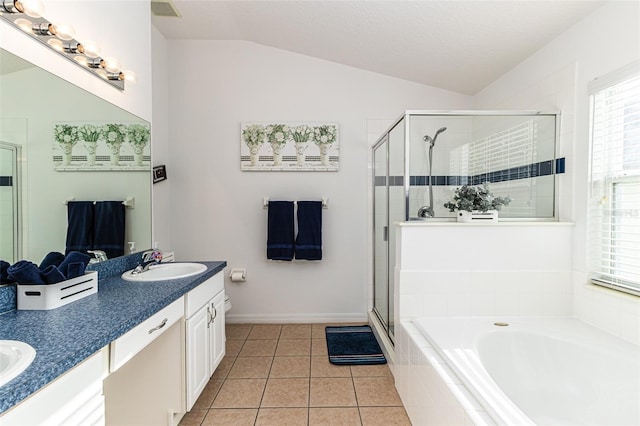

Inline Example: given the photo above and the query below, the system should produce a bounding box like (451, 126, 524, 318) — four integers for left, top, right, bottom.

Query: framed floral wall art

(240, 122, 339, 171)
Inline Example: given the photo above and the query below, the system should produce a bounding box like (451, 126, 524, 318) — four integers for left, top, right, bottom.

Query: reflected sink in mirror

(121, 262, 207, 282)
(0, 340, 36, 387)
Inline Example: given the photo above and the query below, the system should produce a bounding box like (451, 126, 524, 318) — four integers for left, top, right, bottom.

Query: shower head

(423, 127, 448, 147)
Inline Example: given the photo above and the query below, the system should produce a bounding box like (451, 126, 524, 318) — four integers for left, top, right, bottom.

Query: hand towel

(65, 201, 94, 255)
(38, 251, 65, 270)
(93, 201, 125, 259)
(267, 201, 295, 261)
(0, 260, 12, 284)
(58, 251, 91, 278)
(65, 262, 86, 280)
(295, 201, 323, 260)
(41, 265, 66, 284)
(7, 260, 45, 285)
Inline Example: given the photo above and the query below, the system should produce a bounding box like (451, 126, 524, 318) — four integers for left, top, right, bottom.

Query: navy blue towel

(295, 201, 323, 260)
(39, 251, 65, 270)
(0, 260, 12, 284)
(7, 260, 45, 285)
(267, 201, 295, 261)
(93, 201, 125, 259)
(65, 201, 94, 255)
(58, 251, 91, 278)
(41, 265, 66, 284)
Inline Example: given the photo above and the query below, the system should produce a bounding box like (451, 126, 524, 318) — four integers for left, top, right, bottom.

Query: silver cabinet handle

(211, 304, 217, 322)
(207, 306, 212, 328)
(148, 318, 168, 334)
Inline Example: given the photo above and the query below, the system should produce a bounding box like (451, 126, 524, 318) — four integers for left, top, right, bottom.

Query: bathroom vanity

(0, 260, 226, 425)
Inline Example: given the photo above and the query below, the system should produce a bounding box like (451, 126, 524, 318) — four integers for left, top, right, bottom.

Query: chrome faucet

(131, 250, 163, 274)
(88, 250, 108, 264)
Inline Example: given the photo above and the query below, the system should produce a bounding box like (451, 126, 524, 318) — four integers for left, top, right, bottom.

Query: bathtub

(409, 317, 640, 425)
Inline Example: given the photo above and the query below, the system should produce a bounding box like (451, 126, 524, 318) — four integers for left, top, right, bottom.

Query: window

(589, 63, 640, 296)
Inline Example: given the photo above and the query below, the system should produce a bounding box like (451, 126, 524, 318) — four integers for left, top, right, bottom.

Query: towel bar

(263, 197, 328, 209)
(64, 197, 135, 209)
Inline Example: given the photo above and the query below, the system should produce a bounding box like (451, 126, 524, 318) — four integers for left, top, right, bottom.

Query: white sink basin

(0, 340, 36, 387)
(121, 262, 207, 282)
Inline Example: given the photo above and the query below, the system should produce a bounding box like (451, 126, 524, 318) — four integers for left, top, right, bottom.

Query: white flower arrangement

(291, 125, 314, 143)
(242, 124, 266, 147)
(265, 124, 290, 146)
(102, 123, 127, 145)
(126, 124, 150, 147)
(313, 125, 337, 146)
(54, 124, 79, 146)
(77, 124, 102, 143)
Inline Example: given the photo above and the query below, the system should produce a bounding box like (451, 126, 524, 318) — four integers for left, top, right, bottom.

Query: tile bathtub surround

(179, 323, 411, 426)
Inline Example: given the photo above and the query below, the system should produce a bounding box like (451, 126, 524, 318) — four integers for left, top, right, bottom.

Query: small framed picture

(153, 165, 167, 183)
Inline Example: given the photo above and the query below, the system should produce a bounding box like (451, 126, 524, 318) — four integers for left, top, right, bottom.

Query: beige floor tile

(255, 408, 308, 426)
(192, 379, 224, 410)
(224, 339, 245, 357)
(261, 378, 310, 407)
(276, 339, 311, 356)
(350, 363, 392, 378)
(226, 324, 252, 340)
(238, 339, 278, 357)
(280, 324, 312, 339)
(247, 324, 282, 339)
(178, 409, 207, 426)
(353, 377, 402, 406)
(359, 407, 412, 426)
(212, 356, 236, 380)
(311, 356, 351, 377)
(310, 377, 357, 407)
(270, 356, 311, 378)
(309, 407, 362, 426)
(212, 378, 266, 408)
(227, 356, 273, 378)
(202, 408, 258, 425)
(311, 338, 328, 356)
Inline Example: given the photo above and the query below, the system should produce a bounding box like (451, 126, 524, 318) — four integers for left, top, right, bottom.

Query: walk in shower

(372, 111, 560, 344)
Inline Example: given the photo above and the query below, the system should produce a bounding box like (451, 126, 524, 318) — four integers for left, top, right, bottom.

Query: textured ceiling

(153, 0, 604, 95)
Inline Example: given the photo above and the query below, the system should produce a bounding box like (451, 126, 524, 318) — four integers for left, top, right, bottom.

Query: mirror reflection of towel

(65, 201, 94, 255)
(267, 201, 295, 261)
(93, 201, 125, 259)
(295, 201, 323, 260)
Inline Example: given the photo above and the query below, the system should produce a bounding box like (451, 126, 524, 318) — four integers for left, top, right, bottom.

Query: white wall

(166, 40, 471, 322)
(474, 1, 640, 345)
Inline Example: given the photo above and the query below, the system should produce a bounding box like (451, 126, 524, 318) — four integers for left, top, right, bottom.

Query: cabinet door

(209, 290, 226, 373)
(186, 304, 210, 411)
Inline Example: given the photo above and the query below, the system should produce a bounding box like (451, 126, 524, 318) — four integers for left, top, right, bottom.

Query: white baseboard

(226, 312, 368, 324)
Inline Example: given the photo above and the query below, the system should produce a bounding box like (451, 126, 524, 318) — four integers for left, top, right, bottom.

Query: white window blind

(589, 69, 640, 296)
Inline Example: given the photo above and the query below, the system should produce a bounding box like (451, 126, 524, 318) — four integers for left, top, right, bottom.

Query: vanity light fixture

(0, 0, 130, 90)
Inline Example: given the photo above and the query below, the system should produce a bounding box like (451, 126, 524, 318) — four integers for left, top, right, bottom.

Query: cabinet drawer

(185, 272, 224, 319)
(110, 297, 184, 373)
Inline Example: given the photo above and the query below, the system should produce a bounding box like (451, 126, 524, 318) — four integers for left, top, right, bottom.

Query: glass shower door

(373, 137, 389, 331)
(0, 142, 20, 263)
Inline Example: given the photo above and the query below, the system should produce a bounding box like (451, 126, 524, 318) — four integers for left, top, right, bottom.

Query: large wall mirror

(0, 48, 151, 264)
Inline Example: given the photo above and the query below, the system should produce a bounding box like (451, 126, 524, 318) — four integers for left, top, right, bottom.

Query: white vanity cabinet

(185, 272, 225, 410)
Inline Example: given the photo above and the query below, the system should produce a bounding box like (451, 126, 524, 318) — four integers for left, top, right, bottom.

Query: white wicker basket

(17, 271, 98, 310)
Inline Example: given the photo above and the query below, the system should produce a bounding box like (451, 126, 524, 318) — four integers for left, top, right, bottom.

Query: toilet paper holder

(229, 268, 247, 282)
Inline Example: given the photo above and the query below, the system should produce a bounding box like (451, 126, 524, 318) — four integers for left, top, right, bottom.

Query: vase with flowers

(313, 125, 337, 165)
(102, 123, 127, 165)
(291, 125, 313, 166)
(126, 124, 150, 166)
(265, 124, 290, 166)
(242, 124, 266, 166)
(77, 124, 102, 166)
(54, 124, 79, 166)
(443, 183, 512, 222)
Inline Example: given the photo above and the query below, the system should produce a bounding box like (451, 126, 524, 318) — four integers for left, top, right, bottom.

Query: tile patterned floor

(179, 323, 411, 426)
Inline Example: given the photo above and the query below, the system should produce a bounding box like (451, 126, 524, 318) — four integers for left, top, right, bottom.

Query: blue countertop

(0, 260, 226, 414)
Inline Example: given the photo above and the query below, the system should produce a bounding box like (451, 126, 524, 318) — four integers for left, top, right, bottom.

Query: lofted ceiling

(152, 0, 605, 95)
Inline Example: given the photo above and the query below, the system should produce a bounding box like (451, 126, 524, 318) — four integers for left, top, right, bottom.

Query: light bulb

(95, 69, 108, 79)
(13, 17, 32, 32)
(73, 55, 88, 67)
(32, 21, 55, 36)
(54, 23, 75, 41)
(47, 38, 63, 51)
(122, 70, 137, 84)
(103, 57, 121, 73)
(16, 0, 44, 18)
(81, 40, 100, 58)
